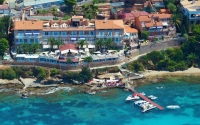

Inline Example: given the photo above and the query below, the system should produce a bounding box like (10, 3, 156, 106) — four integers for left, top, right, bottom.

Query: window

(191, 14, 196, 18)
(61, 32, 67, 35)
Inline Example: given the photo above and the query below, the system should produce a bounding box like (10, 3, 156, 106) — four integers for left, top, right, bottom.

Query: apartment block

(135, 14, 176, 39)
(180, 0, 200, 24)
(14, 16, 139, 49)
(14, 16, 95, 49)
(95, 19, 125, 46)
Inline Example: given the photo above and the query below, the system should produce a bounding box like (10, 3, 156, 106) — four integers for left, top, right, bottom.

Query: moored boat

(166, 105, 180, 109)
(126, 93, 140, 101)
(148, 95, 157, 100)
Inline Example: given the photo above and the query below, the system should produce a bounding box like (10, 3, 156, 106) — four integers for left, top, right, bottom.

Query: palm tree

(20, 42, 29, 53)
(31, 42, 41, 53)
(187, 53, 197, 67)
(104, 38, 114, 50)
(95, 38, 104, 51)
(55, 39, 64, 49)
(76, 40, 87, 49)
(48, 37, 57, 52)
(170, 13, 182, 30)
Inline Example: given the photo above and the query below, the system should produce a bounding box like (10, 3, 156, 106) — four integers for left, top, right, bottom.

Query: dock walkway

(130, 88, 164, 110)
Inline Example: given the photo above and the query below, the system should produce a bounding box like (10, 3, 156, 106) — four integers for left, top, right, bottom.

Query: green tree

(31, 42, 41, 53)
(52, 7, 58, 18)
(133, 61, 144, 72)
(76, 40, 87, 50)
(51, 68, 58, 76)
(141, 30, 149, 40)
(192, 24, 200, 41)
(84, 56, 93, 67)
(95, 38, 104, 51)
(171, 13, 182, 30)
(79, 67, 92, 83)
(104, 38, 114, 50)
(3, 68, 16, 80)
(66, 58, 73, 64)
(167, 3, 177, 13)
(55, 39, 64, 49)
(0, 38, 9, 59)
(181, 26, 187, 36)
(64, 0, 77, 11)
(20, 42, 29, 53)
(48, 37, 57, 51)
(37, 67, 47, 80)
(187, 53, 197, 67)
(181, 36, 200, 57)
(147, 50, 164, 65)
(0, 0, 4, 4)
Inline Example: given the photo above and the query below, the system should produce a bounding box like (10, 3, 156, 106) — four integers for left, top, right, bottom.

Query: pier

(129, 88, 164, 110)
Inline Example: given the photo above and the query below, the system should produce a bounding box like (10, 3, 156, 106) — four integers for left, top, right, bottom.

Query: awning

(79, 38, 85, 40)
(33, 33, 40, 34)
(149, 27, 156, 29)
(71, 38, 76, 40)
(25, 33, 32, 34)
(162, 22, 168, 26)
(157, 26, 163, 28)
(88, 45, 95, 48)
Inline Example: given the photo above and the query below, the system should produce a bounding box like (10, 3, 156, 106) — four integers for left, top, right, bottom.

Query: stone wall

(139, 38, 185, 55)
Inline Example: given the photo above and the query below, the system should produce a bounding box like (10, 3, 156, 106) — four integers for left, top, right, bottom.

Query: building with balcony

(180, 0, 200, 24)
(95, 19, 125, 46)
(14, 16, 95, 49)
(124, 25, 138, 47)
(135, 14, 176, 39)
(13, 16, 139, 50)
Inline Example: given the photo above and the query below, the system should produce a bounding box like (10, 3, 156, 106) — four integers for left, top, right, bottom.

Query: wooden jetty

(130, 88, 164, 110)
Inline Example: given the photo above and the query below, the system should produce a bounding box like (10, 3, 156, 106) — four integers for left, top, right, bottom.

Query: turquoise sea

(0, 80, 200, 125)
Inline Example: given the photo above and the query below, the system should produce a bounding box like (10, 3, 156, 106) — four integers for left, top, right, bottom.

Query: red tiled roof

(59, 43, 77, 51)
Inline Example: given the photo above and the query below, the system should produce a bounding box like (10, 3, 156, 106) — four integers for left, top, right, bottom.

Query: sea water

(0, 81, 200, 125)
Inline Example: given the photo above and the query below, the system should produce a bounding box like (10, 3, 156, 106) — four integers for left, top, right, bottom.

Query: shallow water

(1, 81, 200, 125)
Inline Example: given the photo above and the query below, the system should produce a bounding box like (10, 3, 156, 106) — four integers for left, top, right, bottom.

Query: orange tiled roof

(145, 22, 154, 27)
(160, 9, 171, 14)
(124, 25, 138, 33)
(153, 14, 172, 19)
(95, 20, 124, 29)
(156, 22, 163, 26)
(14, 21, 43, 30)
(138, 15, 151, 22)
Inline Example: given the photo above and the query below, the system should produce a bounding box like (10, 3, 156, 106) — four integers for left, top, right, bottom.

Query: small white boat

(148, 95, 157, 100)
(142, 103, 156, 112)
(88, 91, 96, 95)
(166, 105, 180, 109)
(126, 95, 140, 101)
(156, 87, 163, 89)
(134, 100, 147, 106)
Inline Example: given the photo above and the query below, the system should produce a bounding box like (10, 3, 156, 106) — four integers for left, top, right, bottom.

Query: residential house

(95, 19, 125, 46)
(180, 0, 200, 24)
(124, 25, 138, 47)
(0, 4, 10, 15)
(135, 14, 176, 39)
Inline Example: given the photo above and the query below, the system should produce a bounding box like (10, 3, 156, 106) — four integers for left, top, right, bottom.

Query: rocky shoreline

(1, 69, 200, 97)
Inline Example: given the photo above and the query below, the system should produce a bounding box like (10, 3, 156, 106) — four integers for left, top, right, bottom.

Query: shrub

(37, 67, 47, 80)
(51, 68, 58, 76)
(3, 68, 16, 80)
